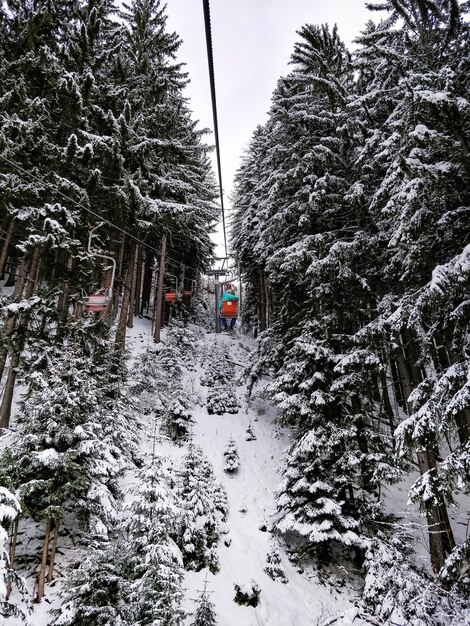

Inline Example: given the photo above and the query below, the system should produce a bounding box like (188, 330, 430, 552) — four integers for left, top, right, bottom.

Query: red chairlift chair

(83, 224, 116, 314)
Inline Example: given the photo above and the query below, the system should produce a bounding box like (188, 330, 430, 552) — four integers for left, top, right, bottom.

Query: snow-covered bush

(264, 542, 288, 584)
(207, 384, 240, 415)
(233, 581, 261, 607)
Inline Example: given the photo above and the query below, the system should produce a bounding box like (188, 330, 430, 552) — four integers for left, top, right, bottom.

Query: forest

(0, 0, 469, 625)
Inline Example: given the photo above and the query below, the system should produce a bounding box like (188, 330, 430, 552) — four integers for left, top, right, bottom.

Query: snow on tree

(264, 540, 288, 584)
(362, 537, 470, 625)
(51, 542, 130, 626)
(0, 487, 29, 623)
(162, 391, 194, 442)
(190, 579, 217, 626)
(0, 330, 136, 601)
(200, 342, 232, 387)
(122, 455, 185, 625)
(223, 438, 240, 473)
(176, 444, 228, 573)
(127, 345, 166, 416)
(207, 384, 240, 415)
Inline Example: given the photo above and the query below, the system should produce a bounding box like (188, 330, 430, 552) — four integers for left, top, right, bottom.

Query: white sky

(164, 0, 383, 254)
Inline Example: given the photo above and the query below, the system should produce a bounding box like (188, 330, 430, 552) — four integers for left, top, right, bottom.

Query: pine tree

(190, 580, 217, 626)
(264, 541, 288, 584)
(0, 328, 135, 600)
(177, 444, 227, 573)
(52, 542, 130, 626)
(123, 456, 185, 626)
(0, 487, 29, 623)
(223, 438, 240, 473)
(162, 392, 194, 441)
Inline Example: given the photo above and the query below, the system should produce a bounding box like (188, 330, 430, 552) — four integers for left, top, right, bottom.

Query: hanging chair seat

(84, 293, 111, 312)
(221, 299, 238, 318)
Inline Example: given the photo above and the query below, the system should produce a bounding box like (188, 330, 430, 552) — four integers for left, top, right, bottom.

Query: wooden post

(154, 236, 166, 343)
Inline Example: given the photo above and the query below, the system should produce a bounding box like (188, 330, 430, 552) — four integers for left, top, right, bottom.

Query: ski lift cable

(202, 0, 229, 266)
(0, 153, 212, 274)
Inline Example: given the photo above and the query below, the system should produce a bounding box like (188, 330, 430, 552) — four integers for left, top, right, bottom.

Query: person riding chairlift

(219, 283, 239, 330)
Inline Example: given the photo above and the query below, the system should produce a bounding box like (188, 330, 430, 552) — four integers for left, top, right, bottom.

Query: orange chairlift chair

(220, 278, 239, 320)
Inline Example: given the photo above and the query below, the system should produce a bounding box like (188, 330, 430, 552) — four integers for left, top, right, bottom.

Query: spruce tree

(177, 444, 227, 573)
(190, 581, 217, 626)
(123, 456, 185, 626)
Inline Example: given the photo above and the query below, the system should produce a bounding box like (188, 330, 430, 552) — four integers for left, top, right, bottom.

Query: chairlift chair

(83, 224, 116, 313)
(164, 273, 178, 302)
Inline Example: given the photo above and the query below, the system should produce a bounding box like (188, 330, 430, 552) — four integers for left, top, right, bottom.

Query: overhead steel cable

(202, 0, 228, 266)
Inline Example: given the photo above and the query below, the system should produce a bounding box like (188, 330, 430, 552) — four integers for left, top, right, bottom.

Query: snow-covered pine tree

(353, 0, 470, 574)
(190, 580, 217, 626)
(223, 438, 240, 473)
(127, 345, 165, 416)
(114, 0, 217, 327)
(162, 391, 194, 442)
(264, 540, 288, 584)
(0, 328, 135, 601)
(123, 455, 185, 626)
(51, 542, 130, 626)
(177, 444, 228, 573)
(0, 487, 29, 623)
(207, 384, 240, 415)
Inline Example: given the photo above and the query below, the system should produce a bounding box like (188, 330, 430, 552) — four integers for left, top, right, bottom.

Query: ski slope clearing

(129, 322, 396, 626)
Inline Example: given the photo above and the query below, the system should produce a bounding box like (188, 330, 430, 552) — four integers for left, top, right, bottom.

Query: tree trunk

(0, 250, 41, 428)
(57, 256, 73, 327)
(0, 258, 31, 383)
(396, 332, 455, 572)
(352, 395, 374, 492)
(115, 244, 136, 351)
(6, 515, 19, 600)
(154, 237, 166, 343)
(0, 352, 21, 429)
(0, 218, 15, 278)
(134, 244, 143, 317)
(141, 251, 153, 316)
(47, 517, 60, 583)
(37, 518, 51, 602)
(258, 269, 266, 333)
(380, 356, 397, 442)
(127, 243, 139, 329)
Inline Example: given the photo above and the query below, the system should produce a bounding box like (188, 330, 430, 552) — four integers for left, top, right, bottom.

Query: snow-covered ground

(123, 320, 392, 626)
(8, 315, 464, 625)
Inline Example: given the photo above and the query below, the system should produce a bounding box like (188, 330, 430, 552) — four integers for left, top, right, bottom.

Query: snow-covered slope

(133, 324, 384, 626)
(4, 320, 398, 626)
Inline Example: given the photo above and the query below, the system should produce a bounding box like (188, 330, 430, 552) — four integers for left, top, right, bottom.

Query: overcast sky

(164, 0, 383, 254)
